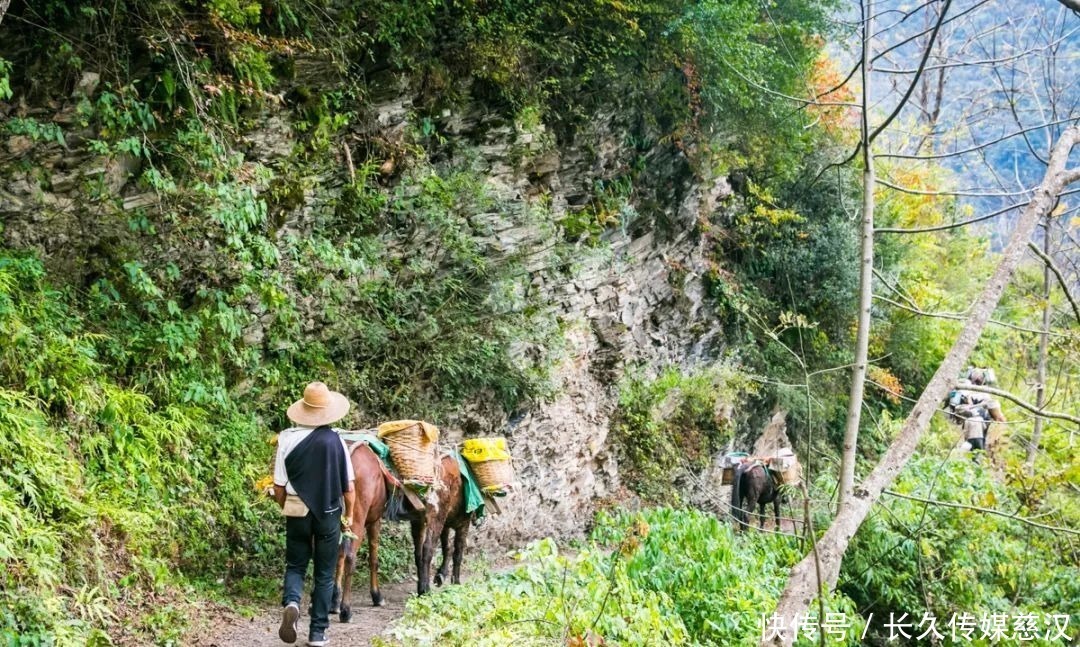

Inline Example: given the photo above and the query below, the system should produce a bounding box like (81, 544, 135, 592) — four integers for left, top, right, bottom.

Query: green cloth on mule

(454, 451, 485, 518)
(338, 431, 390, 463)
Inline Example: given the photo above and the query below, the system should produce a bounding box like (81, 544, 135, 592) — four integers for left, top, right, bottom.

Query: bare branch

(816, 59, 862, 103)
(872, 268, 920, 310)
(814, 143, 862, 187)
(875, 33, 1080, 75)
(1028, 240, 1080, 326)
(1056, 0, 1080, 13)
(870, 0, 992, 66)
(343, 143, 356, 185)
(874, 197, 1029, 234)
(961, 384, 1080, 427)
(718, 57, 863, 108)
(881, 490, 1080, 536)
(875, 177, 1035, 197)
(877, 118, 1080, 161)
(868, 0, 955, 145)
(872, 294, 1077, 338)
(983, 42, 1052, 165)
(877, 186, 1080, 235)
(871, 0, 939, 39)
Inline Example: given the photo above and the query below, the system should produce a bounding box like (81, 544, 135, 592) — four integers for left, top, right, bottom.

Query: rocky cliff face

(1, 71, 738, 548)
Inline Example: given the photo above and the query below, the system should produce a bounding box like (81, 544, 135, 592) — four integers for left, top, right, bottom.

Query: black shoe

(308, 631, 328, 646)
(278, 603, 300, 644)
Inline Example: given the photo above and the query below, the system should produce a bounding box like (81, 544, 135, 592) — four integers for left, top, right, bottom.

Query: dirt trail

(205, 576, 419, 647)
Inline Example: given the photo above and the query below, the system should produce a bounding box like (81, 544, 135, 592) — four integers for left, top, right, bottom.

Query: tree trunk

(0, 0, 10, 26)
(838, 0, 875, 510)
(1025, 219, 1052, 474)
(762, 124, 1080, 647)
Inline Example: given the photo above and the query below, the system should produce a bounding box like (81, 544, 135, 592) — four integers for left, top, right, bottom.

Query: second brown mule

(332, 448, 472, 622)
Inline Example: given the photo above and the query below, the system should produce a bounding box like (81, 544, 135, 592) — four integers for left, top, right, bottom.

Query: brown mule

(409, 453, 473, 595)
(433, 457, 472, 587)
(332, 444, 389, 623)
(730, 461, 781, 531)
(333, 449, 475, 621)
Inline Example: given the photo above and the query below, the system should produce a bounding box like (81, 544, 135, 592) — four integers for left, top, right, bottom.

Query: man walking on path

(273, 382, 356, 646)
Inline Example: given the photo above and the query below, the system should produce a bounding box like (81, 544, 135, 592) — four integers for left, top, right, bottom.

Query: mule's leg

(337, 532, 360, 623)
(451, 524, 469, 585)
(746, 491, 760, 530)
(773, 497, 781, 532)
(332, 547, 346, 614)
(434, 526, 450, 587)
(411, 519, 428, 596)
(367, 519, 384, 607)
(730, 467, 745, 529)
(419, 523, 437, 596)
(416, 508, 444, 596)
(758, 500, 767, 530)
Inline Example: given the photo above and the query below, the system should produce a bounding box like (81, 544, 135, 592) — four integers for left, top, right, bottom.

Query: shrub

(387, 508, 861, 646)
(385, 538, 690, 647)
(594, 508, 861, 645)
(840, 455, 1080, 641)
(612, 364, 753, 501)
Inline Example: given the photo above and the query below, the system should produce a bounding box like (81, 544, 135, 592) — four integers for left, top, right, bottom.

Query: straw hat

(287, 382, 350, 427)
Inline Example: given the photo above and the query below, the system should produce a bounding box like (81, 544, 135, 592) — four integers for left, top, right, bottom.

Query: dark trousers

(282, 512, 340, 635)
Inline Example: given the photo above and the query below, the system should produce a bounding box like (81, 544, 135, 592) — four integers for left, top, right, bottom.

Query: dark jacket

(284, 426, 350, 520)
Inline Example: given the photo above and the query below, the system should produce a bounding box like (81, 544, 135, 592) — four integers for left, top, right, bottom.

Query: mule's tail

(730, 463, 744, 525)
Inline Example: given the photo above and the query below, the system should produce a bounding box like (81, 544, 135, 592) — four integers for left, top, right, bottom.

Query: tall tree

(838, 0, 876, 508)
(838, 0, 953, 508)
(762, 124, 1080, 647)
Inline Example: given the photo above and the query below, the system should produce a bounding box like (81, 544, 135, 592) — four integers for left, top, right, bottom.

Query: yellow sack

(377, 419, 439, 443)
(462, 437, 511, 463)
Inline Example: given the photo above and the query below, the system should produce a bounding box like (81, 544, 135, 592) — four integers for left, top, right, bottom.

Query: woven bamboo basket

(470, 458, 514, 494)
(780, 464, 802, 485)
(720, 451, 748, 485)
(381, 422, 436, 484)
(766, 450, 801, 485)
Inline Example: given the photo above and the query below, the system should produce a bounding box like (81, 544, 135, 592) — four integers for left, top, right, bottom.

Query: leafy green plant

(0, 58, 12, 101)
(0, 254, 282, 643)
(4, 117, 65, 146)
